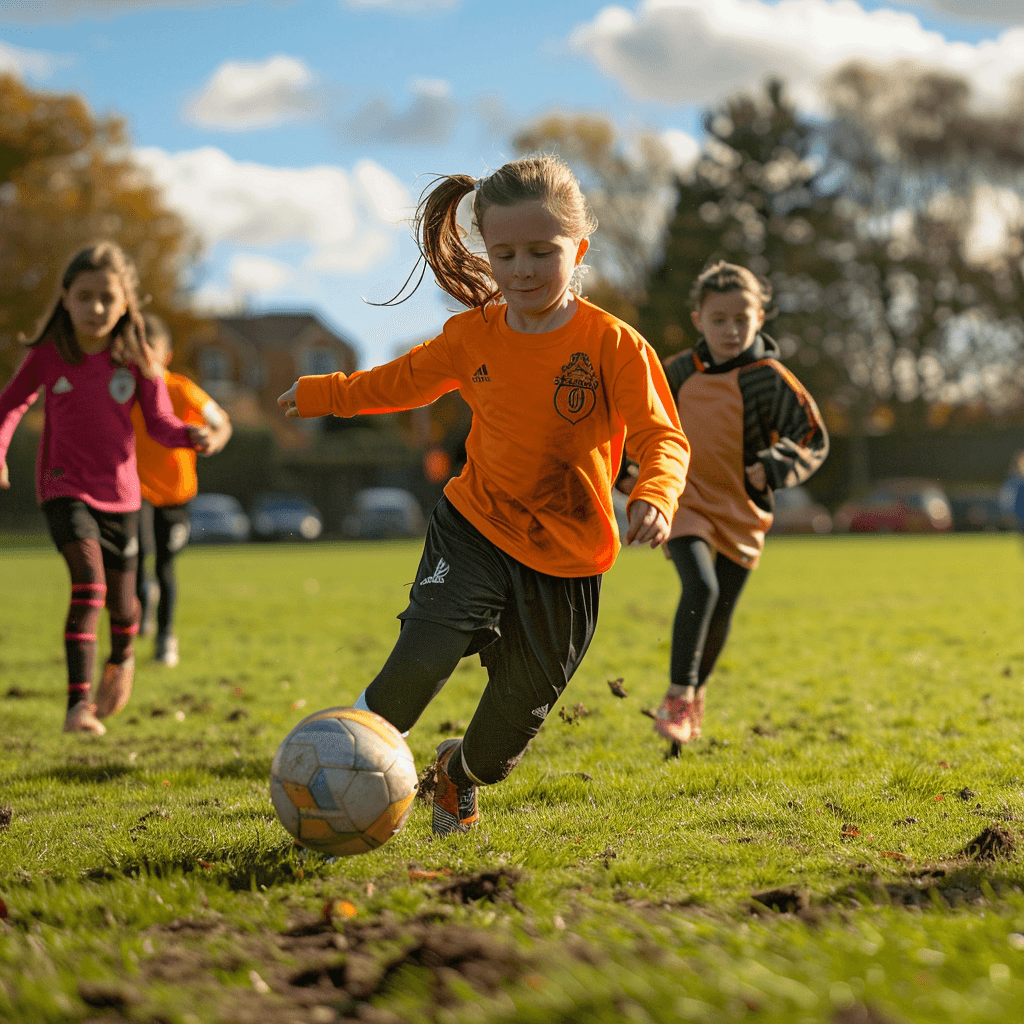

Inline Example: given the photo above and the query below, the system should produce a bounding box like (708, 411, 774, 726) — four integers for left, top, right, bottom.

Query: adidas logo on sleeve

(52, 376, 73, 394)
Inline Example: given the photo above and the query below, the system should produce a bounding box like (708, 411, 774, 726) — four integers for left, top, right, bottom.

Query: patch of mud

(831, 1003, 900, 1024)
(279, 913, 535, 1019)
(435, 868, 521, 907)
(749, 888, 811, 916)
(957, 826, 1016, 861)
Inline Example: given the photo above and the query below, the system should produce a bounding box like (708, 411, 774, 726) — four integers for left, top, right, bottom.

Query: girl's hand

(187, 424, 212, 455)
(0, 460, 9, 489)
(278, 382, 300, 418)
(625, 499, 670, 548)
(745, 462, 767, 491)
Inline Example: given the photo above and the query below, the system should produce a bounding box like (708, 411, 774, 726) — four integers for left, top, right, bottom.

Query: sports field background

(1, 534, 1023, 1023)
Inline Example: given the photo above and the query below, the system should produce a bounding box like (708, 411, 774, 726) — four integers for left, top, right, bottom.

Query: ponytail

(379, 155, 596, 312)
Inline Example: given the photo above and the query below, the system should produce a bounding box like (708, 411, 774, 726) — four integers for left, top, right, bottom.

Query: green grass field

(1, 534, 1023, 1024)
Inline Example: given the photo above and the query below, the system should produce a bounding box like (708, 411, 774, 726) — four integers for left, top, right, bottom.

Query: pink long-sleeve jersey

(0, 344, 194, 513)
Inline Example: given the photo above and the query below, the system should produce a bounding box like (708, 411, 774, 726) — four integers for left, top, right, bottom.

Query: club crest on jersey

(553, 352, 598, 424)
(109, 368, 135, 404)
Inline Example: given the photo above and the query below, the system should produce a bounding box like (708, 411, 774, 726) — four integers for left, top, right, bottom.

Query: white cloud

(0, 38, 63, 79)
(343, 77, 458, 145)
(187, 55, 320, 130)
(135, 145, 413, 281)
(193, 254, 295, 312)
(917, 1, 1022, 23)
(660, 129, 700, 173)
(570, 0, 1024, 107)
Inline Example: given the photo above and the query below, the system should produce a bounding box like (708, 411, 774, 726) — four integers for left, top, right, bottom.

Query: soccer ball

(271, 706, 418, 856)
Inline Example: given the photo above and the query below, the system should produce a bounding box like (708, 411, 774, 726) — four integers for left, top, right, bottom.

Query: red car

(834, 478, 953, 534)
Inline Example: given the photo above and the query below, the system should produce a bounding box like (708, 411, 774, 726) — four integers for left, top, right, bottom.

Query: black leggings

(137, 501, 189, 638)
(666, 536, 750, 691)
(364, 619, 536, 786)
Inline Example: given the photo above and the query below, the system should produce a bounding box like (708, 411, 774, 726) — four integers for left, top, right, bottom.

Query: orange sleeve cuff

(295, 374, 345, 418)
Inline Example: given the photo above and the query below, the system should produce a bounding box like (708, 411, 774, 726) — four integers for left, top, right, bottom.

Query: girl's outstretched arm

(0, 350, 43, 484)
(280, 339, 459, 421)
(136, 373, 198, 451)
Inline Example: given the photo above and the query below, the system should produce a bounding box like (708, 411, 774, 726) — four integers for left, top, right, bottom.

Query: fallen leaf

(408, 868, 452, 880)
(292, 700, 307, 710)
(934, 794, 945, 802)
(607, 677, 628, 698)
(161, 781, 170, 787)
(881, 852, 907, 860)
(322, 900, 358, 922)
(198, 860, 213, 869)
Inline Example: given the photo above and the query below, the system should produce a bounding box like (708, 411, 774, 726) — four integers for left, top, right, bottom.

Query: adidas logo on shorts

(531, 703, 549, 719)
(419, 558, 450, 585)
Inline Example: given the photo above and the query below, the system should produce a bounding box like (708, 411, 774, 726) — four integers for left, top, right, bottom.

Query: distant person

(279, 155, 690, 836)
(643, 261, 829, 750)
(0, 242, 208, 734)
(132, 313, 232, 666)
(999, 450, 1024, 534)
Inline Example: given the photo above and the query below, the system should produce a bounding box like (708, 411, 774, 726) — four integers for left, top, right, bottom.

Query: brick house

(187, 311, 359, 444)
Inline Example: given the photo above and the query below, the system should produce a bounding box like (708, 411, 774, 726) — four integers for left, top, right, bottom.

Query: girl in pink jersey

(0, 242, 209, 734)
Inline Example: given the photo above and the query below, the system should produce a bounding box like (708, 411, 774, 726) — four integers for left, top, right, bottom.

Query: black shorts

(400, 496, 601, 734)
(139, 501, 191, 560)
(43, 498, 139, 568)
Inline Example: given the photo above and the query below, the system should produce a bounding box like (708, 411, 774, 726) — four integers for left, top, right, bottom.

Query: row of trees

(4, 65, 1024, 443)
(0, 74, 205, 380)
(519, 66, 1024, 439)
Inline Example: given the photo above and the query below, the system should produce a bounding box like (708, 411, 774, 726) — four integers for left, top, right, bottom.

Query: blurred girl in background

(132, 313, 232, 667)
(648, 261, 828, 751)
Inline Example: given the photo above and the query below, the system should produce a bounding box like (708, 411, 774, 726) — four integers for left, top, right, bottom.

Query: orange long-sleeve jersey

(131, 371, 212, 507)
(296, 298, 690, 577)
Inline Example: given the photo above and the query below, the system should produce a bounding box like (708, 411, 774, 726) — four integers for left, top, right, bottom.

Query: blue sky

(1, 0, 1021, 368)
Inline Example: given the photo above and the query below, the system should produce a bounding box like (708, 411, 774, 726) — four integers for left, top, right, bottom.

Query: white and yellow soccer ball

(270, 706, 418, 856)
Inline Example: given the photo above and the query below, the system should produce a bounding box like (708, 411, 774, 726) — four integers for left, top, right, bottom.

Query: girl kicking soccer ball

(0, 243, 209, 734)
(651, 261, 828, 749)
(280, 155, 690, 836)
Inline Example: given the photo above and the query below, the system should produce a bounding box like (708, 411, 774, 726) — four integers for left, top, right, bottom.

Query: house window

(199, 347, 232, 383)
(301, 347, 337, 377)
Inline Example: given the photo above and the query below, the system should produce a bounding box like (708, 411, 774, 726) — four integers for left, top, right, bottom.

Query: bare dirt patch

(957, 826, 1017, 861)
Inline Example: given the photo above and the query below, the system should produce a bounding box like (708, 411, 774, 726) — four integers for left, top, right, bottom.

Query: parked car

(342, 488, 425, 539)
(946, 485, 1018, 532)
(768, 485, 833, 535)
(189, 493, 251, 544)
(249, 492, 323, 541)
(999, 452, 1024, 530)
(834, 478, 953, 534)
(613, 488, 630, 539)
